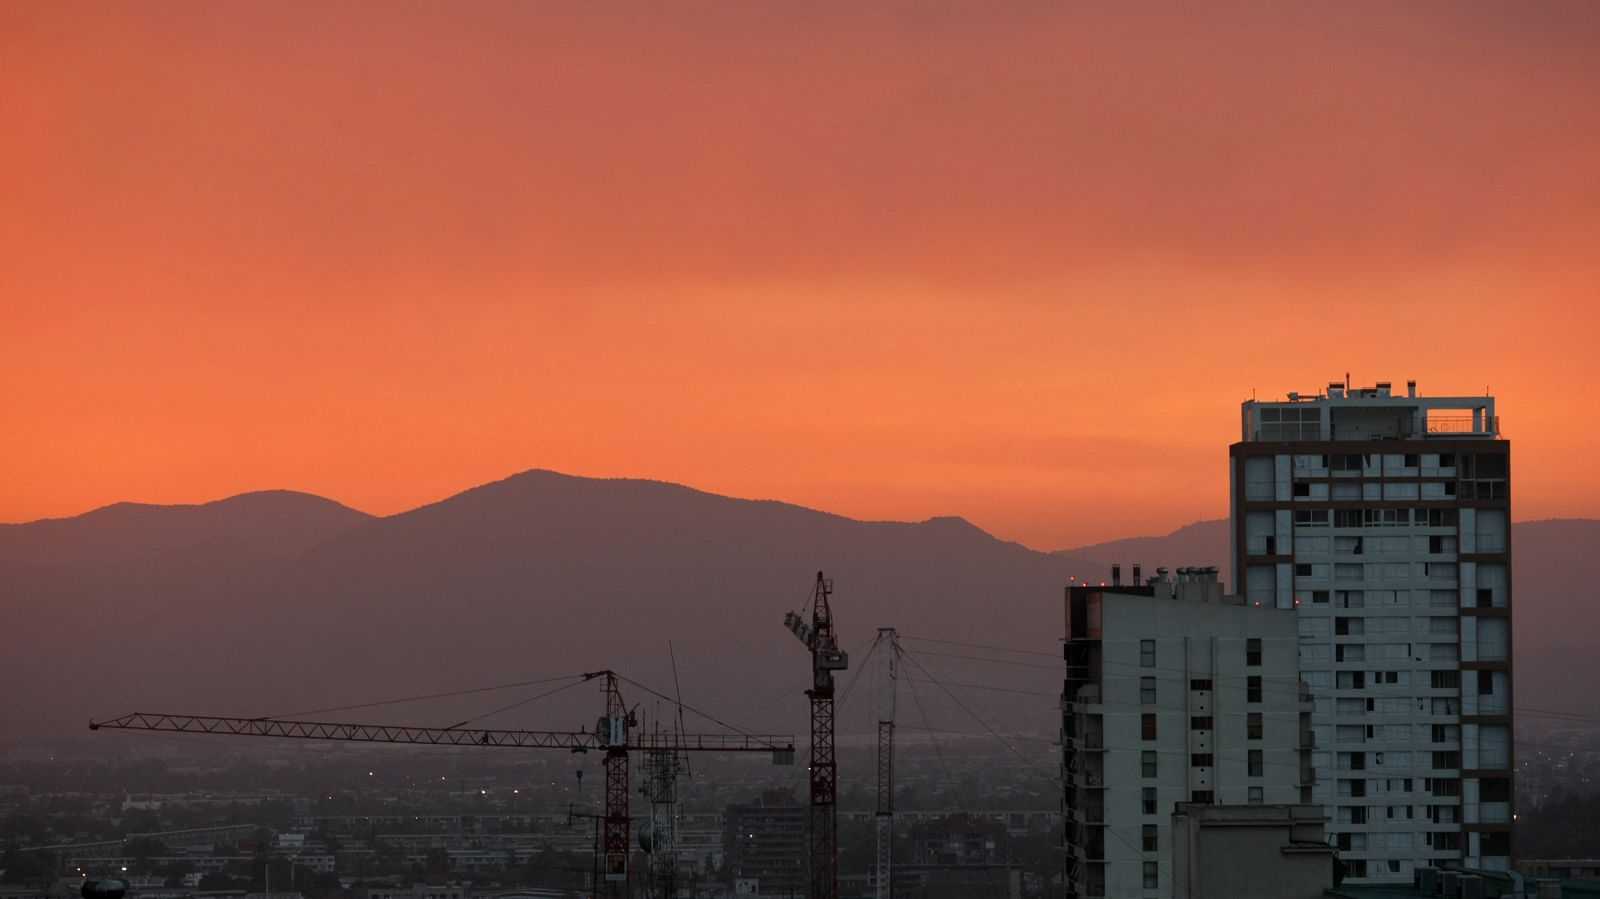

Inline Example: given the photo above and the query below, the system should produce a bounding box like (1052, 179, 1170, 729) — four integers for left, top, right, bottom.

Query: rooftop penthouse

(1241, 380, 1499, 443)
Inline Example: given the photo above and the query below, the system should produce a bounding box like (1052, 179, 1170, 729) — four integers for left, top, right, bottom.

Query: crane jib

(88, 712, 792, 754)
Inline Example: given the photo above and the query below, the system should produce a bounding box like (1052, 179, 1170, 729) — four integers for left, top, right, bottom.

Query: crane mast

(90, 670, 793, 899)
(784, 572, 848, 899)
(875, 628, 898, 899)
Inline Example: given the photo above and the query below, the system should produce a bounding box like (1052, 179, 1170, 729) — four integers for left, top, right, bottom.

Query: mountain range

(2, 470, 1594, 747)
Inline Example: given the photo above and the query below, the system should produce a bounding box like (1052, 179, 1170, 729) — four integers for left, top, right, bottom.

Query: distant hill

(0, 490, 373, 567)
(1, 473, 1594, 748)
(1054, 520, 1230, 575)
(0, 472, 1092, 746)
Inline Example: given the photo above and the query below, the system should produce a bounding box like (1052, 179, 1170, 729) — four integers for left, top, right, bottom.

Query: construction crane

(783, 572, 848, 899)
(874, 628, 898, 899)
(90, 670, 793, 899)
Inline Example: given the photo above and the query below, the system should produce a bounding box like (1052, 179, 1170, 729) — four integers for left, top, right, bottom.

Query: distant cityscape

(5, 381, 1600, 899)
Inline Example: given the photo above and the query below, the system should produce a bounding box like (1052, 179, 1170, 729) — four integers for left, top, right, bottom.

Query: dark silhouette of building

(723, 789, 805, 897)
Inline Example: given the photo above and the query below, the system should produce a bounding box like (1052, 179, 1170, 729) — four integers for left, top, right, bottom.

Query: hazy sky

(4, 2, 1598, 549)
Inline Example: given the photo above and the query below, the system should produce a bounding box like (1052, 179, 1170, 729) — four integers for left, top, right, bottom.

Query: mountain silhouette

(2, 472, 1592, 748)
(0, 490, 373, 568)
(1, 472, 1090, 746)
(1054, 519, 1231, 575)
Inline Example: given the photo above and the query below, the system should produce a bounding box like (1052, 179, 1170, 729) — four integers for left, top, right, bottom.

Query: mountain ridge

(1, 470, 1595, 746)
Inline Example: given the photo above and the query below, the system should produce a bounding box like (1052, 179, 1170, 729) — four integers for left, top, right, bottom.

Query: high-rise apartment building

(1061, 569, 1309, 899)
(1230, 380, 1512, 880)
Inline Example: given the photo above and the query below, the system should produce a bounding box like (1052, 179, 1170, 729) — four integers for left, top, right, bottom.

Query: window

(1248, 750, 1264, 777)
(1478, 671, 1494, 695)
(1141, 713, 1157, 740)
(1189, 678, 1212, 691)
(1337, 670, 1366, 690)
(1475, 454, 1508, 478)
(1142, 787, 1157, 814)
(1140, 676, 1157, 704)
(1431, 671, 1461, 689)
(1247, 676, 1262, 703)
(1311, 590, 1329, 604)
(1295, 563, 1313, 577)
(1246, 638, 1262, 667)
(1142, 751, 1157, 777)
(1142, 825, 1157, 852)
(1293, 482, 1311, 497)
(1190, 790, 1215, 805)
(1143, 862, 1159, 889)
(1191, 753, 1214, 767)
(1190, 716, 1213, 731)
(1248, 713, 1263, 740)
(1140, 639, 1156, 668)
(1248, 786, 1264, 805)
(1477, 588, 1493, 607)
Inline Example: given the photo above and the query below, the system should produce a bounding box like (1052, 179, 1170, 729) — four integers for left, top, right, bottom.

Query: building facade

(1061, 571, 1309, 899)
(1230, 380, 1513, 880)
(1169, 803, 1335, 899)
(723, 791, 805, 897)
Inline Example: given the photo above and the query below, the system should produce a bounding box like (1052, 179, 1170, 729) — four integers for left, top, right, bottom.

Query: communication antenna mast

(784, 572, 849, 899)
(641, 729, 682, 898)
(875, 628, 899, 899)
(642, 644, 690, 898)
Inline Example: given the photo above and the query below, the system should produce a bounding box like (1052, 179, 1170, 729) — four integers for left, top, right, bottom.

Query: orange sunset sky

(3, 2, 1598, 549)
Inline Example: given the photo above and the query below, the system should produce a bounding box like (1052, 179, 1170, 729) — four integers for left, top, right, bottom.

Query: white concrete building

(1231, 380, 1513, 880)
(1060, 571, 1309, 899)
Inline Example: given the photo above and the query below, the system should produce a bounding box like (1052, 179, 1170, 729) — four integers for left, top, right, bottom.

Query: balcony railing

(1426, 414, 1499, 436)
